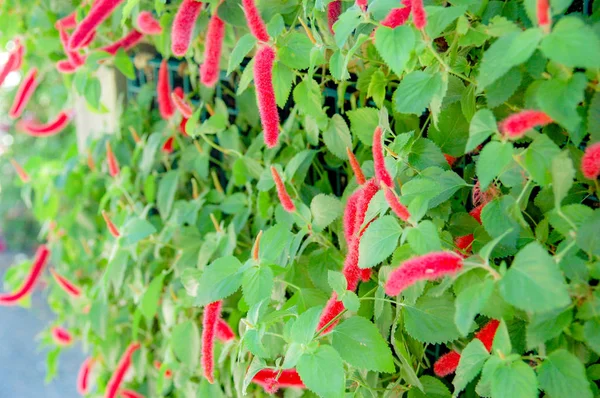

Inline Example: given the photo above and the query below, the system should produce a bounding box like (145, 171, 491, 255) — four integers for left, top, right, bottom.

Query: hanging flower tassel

(327, 1, 342, 34)
(381, 2, 412, 28)
(270, 166, 295, 212)
(200, 12, 225, 87)
(171, 0, 204, 56)
(252, 368, 306, 394)
(9, 67, 39, 119)
(18, 110, 72, 137)
(77, 357, 95, 395)
(581, 142, 600, 180)
(373, 127, 394, 188)
(0, 245, 50, 305)
(537, 0, 551, 32)
(382, 184, 410, 222)
(69, 0, 127, 50)
(50, 268, 81, 298)
(102, 210, 120, 238)
(411, 0, 427, 30)
(241, 0, 270, 42)
(104, 342, 141, 398)
(162, 136, 175, 154)
(51, 326, 73, 346)
(136, 11, 162, 35)
(254, 45, 280, 148)
(202, 300, 222, 383)
(346, 147, 366, 185)
(215, 318, 235, 341)
(105, 141, 120, 177)
(158, 59, 175, 120)
(499, 110, 552, 139)
(101, 30, 144, 55)
(171, 87, 193, 118)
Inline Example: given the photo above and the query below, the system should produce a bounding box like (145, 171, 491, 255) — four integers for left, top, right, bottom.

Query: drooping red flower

(69, 0, 127, 49)
(157, 59, 175, 120)
(373, 127, 394, 188)
(215, 318, 235, 341)
(346, 147, 366, 185)
(0, 52, 18, 87)
(383, 184, 410, 222)
(385, 251, 463, 296)
(55, 12, 77, 30)
(102, 210, 120, 238)
(581, 142, 600, 180)
(433, 351, 461, 377)
(411, 0, 427, 30)
(241, 0, 270, 42)
(475, 319, 500, 352)
(352, 178, 379, 237)
(51, 326, 73, 346)
(50, 268, 81, 298)
(454, 234, 474, 257)
(356, 0, 367, 11)
(18, 110, 72, 137)
(105, 141, 120, 177)
(343, 189, 361, 245)
(444, 154, 457, 167)
(120, 390, 145, 398)
(77, 357, 95, 395)
(316, 293, 345, 334)
(270, 166, 295, 212)
(469, 203, 484, 224)
(9, 67, 39, 119)
(80, 30, 97, 47)
(105, 342, 141, 398)
(202, 300, 222, 383)
(179, 117, 189, 136)
(101, 30, 144, 55)
(56, 60, 78, 74)
(171, 0, 203, 56)
(171, 87, 193, 118)
(10, 158, 30, 183)
(381, 4, 411, 28)
(136, 11, 162, 35)
(162, 136, 175, 154)
(327, 1, 342, 34)
(537, 0, 551, 31)
(343, 239, 361, 291)
(59, 28, 86, 67)
(200, 12, 225, 87)
(254, 45, 280, 148)
(499, 110, 552, 139)
(252, 368, 306, 393)
(0, 245, 50, 305)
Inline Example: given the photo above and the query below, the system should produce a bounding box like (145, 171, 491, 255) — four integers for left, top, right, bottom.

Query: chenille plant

(1, 0, 600, 397)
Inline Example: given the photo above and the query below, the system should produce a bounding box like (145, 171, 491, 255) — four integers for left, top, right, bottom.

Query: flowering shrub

(1, 0, 600, 397)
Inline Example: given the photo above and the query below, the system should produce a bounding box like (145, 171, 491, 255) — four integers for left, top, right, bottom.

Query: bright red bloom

(433, 351, 461, 377)
(50, 268, 81, 298)
(10, 158, 30, 183)
(18, 110, 72, 137)
(136, 11, 162, 35)
(254, 45, 280, 148)
(353, 178, 379, 238)
(162, 136, 175, 154)
(69, 0, 127, 49)
(200, 13, 225, 87)
(411, 0, 427, 30)
(343, 239, 361, 291)
(241, 0, 270, 42)
(454, 234, 474, 256)
(105, 141, 120, 177)
(105, 342, 141, 398)
(381, 6, 411, 28)
(77, 357, 95, 395)
(51, 326, 73, 346)
(102, 210, 120, 238)
(9, 67, 39, 119)
(252, 368, 305, 393)
(316, 293, 345, 334)
(499, 110, 552, 139)
(120, 390, 144, 398)
(171, 88, 193, 118)
(537, 0, 551, 30)
(158, 59, 175, 120)
(385, 251, 463, 296)
(469, 203, 484, 224)
(171, 0, 203, 56)
(356, 0, 367, 11)
(216, 318, 235, 341)
(179, 117, 189, 136)
(0, 245, 50, 305)
(80, 30, 97, 47)
(383, 184, 410, 222)
(59, 28, 86, 67)
(0, 52, 18, 87)
(153, 360, 173, 378)
(202, 300, 222, 383)
(581, 142, 600, 180)
(475, 319, 500, 352)
(373, 127, 394, 188)
(56, 60, 78, 74)
(444, 154, 457, 167)
(271, 166, 295, 212)
(346, 147, 366, 185)
(55, 13, 77, 30)
(101, 30, 144, 55)
(343, 189, 361, 245)
(327, 1, 342, 34)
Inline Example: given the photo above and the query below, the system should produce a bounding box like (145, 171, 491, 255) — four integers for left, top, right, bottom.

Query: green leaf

(272, 62, 294, 108)
(84, 76, 102, 109)
(538, 349, 593, 398)
(331, 316, 395, 373)
(227, 34, 256, 74)
(485, 67, 522, 108)
(374, 26, 415, 77)
(394, 71, 443, 115)
(476, 141, 513, 190)
(114, 48, 135, 79)
(311, 194, 343, 231)
(526, 307, 572, 349)
(540, 17, 600, 69)
(425, 5, 468, 39)
(347, 107, 379, 145)
(551, 151, 575, 208)
(368, 68, 388, 108)
(427, 103, 469, 157)
(576, 210, 600, 257)
(498, 242, 571, 313)
(536, 73, 587, 132)
(468, 109, 498, 152)
(293, 79, 326, 123)
(297, 345, 345, 398)
(323, 114, 352, 159)
(522, 134, 561, 186)
(291, 306, 322, 345)
(407, 375, 451, 398)
(195, 256, 244, 306)
(584, 319, 600, 355)
(334, 9, 362, 48)
(478, 29, 543, 90)
(404, 292, 460, 344)
(120, 218, 156, 246)
(242, 266, 273, 307)
(491, 360, 538, 398)
(278, 32, 313, 70)
(328, 270, 347, 296)
(589, 91, 600, 142)
(358, 215, 402, 269)
(171, 321, 200, 368)
(406, 220, 442, 254)
(140, 273, 165, 321)
(455, 278, 495, 336)
(492, 319, 512, 354)
(453, 339, 490, 394)
(157, 170, 179, 220)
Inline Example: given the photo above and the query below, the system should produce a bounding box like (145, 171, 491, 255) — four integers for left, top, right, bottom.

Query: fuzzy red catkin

(271, 166, 296, 212)
(77, 357, 94, 394)
(454, 234, 474, 257)
(120, 390, 145, 398)
(202, 300, 222, 383)
(241, 0, 270, 42)
(50, 268, 81, 298)
(56, 60, 78, 74)
(102, 210, 120, 238)
(346, 147, 366, 185)
(385, 251, 463, 296)
(343, 189, 361, 244)
(343, 239, 361, 291)
(0, 245, 50, 305)
(475, 319, 500, 352)
(179, 117, 189, 136)
(0, 53, 18, 87)
(9, 67, 39, 119)
(59, 28, 86, 67)
(381, 2, 412, 28)
(162, 136, 175, 154)
(352, 178, 379, 237)
(105, 141, 120, 177)
(171, 0, 203, 57)
(200, 11, 225, 88)
(51, 326, 73, 345)
(70, 0, 126, 49)
(136, 11, 162, 35)
(383, 184, 410, 222)
(444, 154, 457, 167)
(469, 203, 484, 224)
(171, 88, 193, 118)
(101, 30, 144, 55)
(18, 110, 72, 137)
(254, 45, 280, 148)
(581, 142, 600, 180)
(252, 368, 306, 393)
(105, 342, 141, 398)
(433, 351, 461, 377)
(537, 0, 551, 30)
(216, 318, 236, 341)
(327, 1, 342, 34)
(356, 0, 367, 11)
(316, 293, 345, 334)
(373, 127, 394, 188)
(158, 59, 175, 120)
(411, 0, 427, 30)
(10, 158, 30, 183)
(12, 38, 25, 70)
(80, 30, 97, 47)
(499, 110, 552, 139)
(55, 12, 77, 30)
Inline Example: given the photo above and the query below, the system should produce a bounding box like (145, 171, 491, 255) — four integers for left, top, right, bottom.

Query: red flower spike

(153, 361, 173, 378)
(499, 110, 552, 139)
(216, 318, 236, 341)
(104, 342, 141, 398)
(581, 142, 600, 180)
(373, 127, 394, 188)
(241, 0, 270, 42)
(50, 268, 81, 298)
(360, 268, 372, 282)
(537, 0, 551, 31)
(200, 12, 225, 87)
(454, 234, 474, 257)
(381, 3, 412, 28)
(343, 189, 361, 245)
(101, 30, 144, 55)
(59, 28, 85, 67)
(158, 59, 175, 120)
(384, 251, 463, 296)
(105, 141, 120, 177)
(102, 210, 120, 238)
(9, 67, 39, 119)
(352, 178, 379, 237)
(271, 166, 296, 212)
(202, 300, 222, 383)
(411, 0, 427, 30)
(69, 0, 127, 50)
(77, 357, 95, 395)
(18, 110, 72, 137)
(51, 326, 73, 346)
(0, 245, 50, 305)
(171, 0, 203, 57)
(475, 319, 500, 352)
(383, 184, 410, 222)
(136, 11, 162, 35)
(469, 203, 484, 225)
(80, 30, 97, 47)
(316, 293, 345, 334)
(356, 0, 367, 11)
(252, 230, 262, 262)
(0, 53, 18, 87)
(171, 90, 193, 118)
(120, 390, 145, 398)
(327, 1, 342, 34)
(346, 147, 366, 185)
(162, 136, 175, 154)
(55, 13, 77, 30)
(444, 154, 457, 167)
(10, 158, 30, 183)
(343, 239, 361, 291)
(252, 369, 306, 393)
(56, 60, 78, 74)
(254, 45, 280, 148)
(433, 351, 461, 377)
(179, 117, 189, 136)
